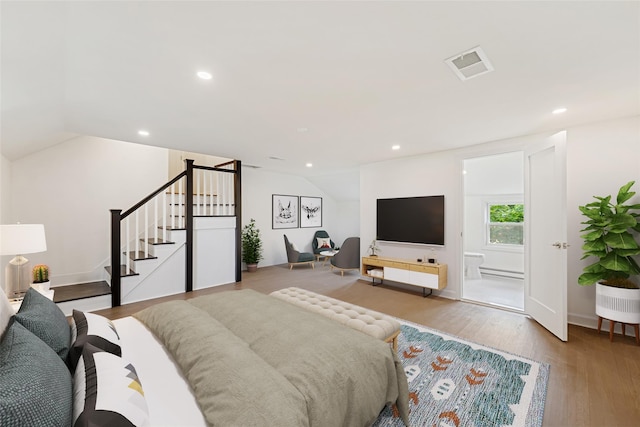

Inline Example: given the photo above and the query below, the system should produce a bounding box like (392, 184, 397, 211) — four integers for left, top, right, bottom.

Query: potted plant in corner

(578, 181, 640, 329)
(242, 219, 263, 272)
(32, 264, 50, 291)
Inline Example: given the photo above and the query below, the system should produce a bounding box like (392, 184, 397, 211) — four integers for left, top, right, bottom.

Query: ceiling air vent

(445, 46, 494, 81)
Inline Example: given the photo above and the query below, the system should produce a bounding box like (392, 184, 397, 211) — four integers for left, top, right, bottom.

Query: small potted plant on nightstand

(579, 181, 640, 339)
(32, 264, 50, 291)
(242, 219, 263, 272)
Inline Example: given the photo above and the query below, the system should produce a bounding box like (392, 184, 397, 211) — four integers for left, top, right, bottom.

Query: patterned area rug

(374, 321, 549, 427)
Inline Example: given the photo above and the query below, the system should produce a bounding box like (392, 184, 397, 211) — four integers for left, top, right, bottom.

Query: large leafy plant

(241, 219, 263, 265)
(578, 181, 640, 288)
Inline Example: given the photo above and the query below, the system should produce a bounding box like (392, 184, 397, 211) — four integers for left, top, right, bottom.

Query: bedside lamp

(0, 224, 47, 299)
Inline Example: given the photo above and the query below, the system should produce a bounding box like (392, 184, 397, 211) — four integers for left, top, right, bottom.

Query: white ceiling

(2, 1, 639, 180)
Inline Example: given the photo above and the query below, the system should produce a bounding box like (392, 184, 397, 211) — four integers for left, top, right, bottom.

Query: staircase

(53, 281, 111, 316)
(52, 159, 242, 314)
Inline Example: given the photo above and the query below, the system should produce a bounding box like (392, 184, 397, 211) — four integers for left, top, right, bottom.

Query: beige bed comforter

(134, 289, 409, 427)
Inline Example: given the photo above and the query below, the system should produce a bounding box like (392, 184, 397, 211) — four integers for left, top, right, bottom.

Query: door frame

(458, 131, 568, 340)
(460, 149, 526, 311)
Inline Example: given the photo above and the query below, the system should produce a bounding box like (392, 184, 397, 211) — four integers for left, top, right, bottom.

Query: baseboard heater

(479, 267, 524, 280)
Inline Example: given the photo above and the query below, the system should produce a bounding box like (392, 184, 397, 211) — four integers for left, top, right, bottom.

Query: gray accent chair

(330, 237, 360, 276)
(284, 235, 315, 270)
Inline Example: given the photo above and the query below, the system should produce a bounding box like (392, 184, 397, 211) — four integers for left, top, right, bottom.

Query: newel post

(110, 209, 122, 307)
(234, 160, 242, 282)
(185, 159, 194, 292)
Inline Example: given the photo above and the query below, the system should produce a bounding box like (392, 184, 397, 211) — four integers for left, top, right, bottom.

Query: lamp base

(5, 255, 31, 299)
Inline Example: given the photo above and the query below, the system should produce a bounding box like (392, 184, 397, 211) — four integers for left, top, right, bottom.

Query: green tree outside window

(488, 204, 524, 245)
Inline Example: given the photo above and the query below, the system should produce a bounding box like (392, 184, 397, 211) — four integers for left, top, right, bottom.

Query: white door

(524, 131, 568, 341)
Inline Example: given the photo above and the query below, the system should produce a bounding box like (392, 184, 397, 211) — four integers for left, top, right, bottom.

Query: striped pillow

(68, 310, 121, 371)
(73, 343, 148, 427)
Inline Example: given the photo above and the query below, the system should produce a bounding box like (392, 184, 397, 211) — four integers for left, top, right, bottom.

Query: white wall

(332, 200, 360, 245)
(566, 115, 640, 328)
(241, 167, 359, 267)
(360, 115, 640, 328)
(361, 152, 462, 298)
(0, 155, 11, 223)
(8, 136, 168, 286)
(0, 155, 13, 290)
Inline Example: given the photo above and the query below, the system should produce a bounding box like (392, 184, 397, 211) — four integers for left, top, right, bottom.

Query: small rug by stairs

(374, 321, 549, 427)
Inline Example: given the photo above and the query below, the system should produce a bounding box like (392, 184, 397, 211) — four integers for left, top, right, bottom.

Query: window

(487, 203, 524, 246)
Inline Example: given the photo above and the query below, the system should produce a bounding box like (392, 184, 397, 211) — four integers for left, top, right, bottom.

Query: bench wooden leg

(385, 330, 400, 352)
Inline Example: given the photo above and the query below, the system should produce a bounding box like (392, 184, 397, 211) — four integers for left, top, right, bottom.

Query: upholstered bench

(270, 287, 401, 351)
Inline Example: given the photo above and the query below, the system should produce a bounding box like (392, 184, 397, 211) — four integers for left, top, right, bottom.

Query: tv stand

(361, 256, 447, 297)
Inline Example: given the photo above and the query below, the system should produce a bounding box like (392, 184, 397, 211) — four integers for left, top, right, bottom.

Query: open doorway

(462, 152, 524, 311)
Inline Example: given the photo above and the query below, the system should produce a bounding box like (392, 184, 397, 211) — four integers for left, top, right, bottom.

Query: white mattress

(113, 316, 207, 427)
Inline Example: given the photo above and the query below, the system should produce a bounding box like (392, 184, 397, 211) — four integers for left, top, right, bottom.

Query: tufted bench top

(270, 287, 401, 350)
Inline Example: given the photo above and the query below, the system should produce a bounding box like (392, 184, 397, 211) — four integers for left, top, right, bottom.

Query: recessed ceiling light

(197, 71, 212, 80)
(306, 163, 313, 168)
(392, 145, 400, 150)
(138, 130, 150, 136)
(552, 107, 567, 114)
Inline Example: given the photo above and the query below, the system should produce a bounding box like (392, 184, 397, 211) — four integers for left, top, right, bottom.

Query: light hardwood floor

(95, 264, 640, 427)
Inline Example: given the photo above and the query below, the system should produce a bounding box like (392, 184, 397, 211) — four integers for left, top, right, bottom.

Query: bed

(1, 287, 409, 427)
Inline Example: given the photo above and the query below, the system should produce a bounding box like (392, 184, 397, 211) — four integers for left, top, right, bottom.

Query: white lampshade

(1, 224, 47, 255)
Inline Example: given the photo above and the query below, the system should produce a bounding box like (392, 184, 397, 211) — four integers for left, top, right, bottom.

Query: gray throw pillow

(14, 287, 71, 361)
(0, 320, 73, 426)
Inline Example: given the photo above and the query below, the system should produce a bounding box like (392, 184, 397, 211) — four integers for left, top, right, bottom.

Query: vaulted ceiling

(2, 1, 639, 179)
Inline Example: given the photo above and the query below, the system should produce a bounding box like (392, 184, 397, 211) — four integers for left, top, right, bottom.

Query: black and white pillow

(73, 343, 149, 427)
(69, 310, 121, 371)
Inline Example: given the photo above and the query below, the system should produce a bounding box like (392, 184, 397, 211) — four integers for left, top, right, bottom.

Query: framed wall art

(272, 194, 299, 229)
(300, 196, 322, 228)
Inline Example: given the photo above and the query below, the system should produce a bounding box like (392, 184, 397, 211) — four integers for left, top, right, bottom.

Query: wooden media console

(361, 256, 447, 297)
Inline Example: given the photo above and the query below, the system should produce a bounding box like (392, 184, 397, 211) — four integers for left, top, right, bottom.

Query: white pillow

(316, 237, 332, 249)
(291, 242, 299, 251)
(0, 285, 14, 337)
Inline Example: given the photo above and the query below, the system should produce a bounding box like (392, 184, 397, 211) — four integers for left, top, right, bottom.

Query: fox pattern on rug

(373, 323, 548, 427)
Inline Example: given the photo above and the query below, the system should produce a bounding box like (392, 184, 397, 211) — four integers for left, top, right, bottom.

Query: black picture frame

(272, 194, 299, 229)
(300, 196, 322, 228)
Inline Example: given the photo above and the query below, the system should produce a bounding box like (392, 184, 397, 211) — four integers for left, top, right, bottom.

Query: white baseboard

(479, 267, 524, 280)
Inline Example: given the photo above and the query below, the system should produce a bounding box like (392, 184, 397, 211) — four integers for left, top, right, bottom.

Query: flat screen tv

(376, 195, 445, 246)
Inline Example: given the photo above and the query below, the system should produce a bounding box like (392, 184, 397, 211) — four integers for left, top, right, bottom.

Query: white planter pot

(595, 282, 640, 324)
(31, 281, 50, 292)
